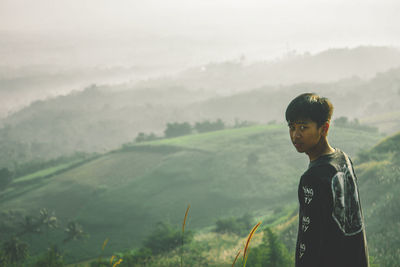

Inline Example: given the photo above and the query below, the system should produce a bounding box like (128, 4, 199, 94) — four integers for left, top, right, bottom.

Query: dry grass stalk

(181, 204, 190, 267)
(182, 204, 190, 233)
(102, 238, 109, 251)
(232, 249, 241, 267)
(112, 258, 123, 267)
(109, 255, 115, 265)
(242, 221, 261, 267)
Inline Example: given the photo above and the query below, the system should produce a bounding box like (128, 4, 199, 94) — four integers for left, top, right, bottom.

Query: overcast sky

(1, 0, 400, 65)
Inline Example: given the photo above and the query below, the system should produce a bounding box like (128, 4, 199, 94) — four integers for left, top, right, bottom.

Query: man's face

(288, 119, 325, 154)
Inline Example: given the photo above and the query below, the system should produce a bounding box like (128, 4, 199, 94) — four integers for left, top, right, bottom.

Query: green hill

(355, 132, 400, 266)
(0, 124, 382, 263)
(1, 61, 400, 171)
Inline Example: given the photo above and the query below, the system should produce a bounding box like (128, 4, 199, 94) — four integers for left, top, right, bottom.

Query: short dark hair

(285, 93, 333, 127)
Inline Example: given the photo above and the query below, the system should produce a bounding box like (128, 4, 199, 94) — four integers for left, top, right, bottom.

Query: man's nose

(292, 129, 301, 139)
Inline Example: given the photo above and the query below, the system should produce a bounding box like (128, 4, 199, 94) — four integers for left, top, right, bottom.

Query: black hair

(285, 93, 333, 127)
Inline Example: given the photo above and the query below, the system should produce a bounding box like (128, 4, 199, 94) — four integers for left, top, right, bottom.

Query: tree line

(0, 208, 87, 266)
(134, 118, 256, 143)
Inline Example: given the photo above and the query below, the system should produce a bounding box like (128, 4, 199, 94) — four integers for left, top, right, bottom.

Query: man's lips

(293, 142, 303, 148)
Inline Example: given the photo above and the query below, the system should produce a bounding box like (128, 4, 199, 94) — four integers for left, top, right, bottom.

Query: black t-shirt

(295, 149, 369, 267)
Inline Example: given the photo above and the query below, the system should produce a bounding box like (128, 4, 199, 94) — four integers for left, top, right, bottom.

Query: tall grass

(242, 222, 261, 267)
(232, 249, 241, 267)
(181, 204, 190, 267)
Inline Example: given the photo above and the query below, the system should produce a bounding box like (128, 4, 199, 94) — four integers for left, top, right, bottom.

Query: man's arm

(296, 171, 332, 267)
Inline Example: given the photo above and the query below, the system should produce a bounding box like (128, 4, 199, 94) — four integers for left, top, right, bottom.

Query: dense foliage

(215, 214, 253, 236)
(333, 116, 378, 133)
(246, 227, 293, 267)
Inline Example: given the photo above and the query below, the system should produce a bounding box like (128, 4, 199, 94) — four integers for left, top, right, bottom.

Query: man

(285, 93, 369, 267)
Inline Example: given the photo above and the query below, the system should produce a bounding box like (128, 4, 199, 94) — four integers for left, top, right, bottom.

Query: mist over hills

(0, 46, 399, 170)
(1, 45, 400, 118)
(188, 67, 400, 129)
(0, 65, 173, 118)
(0, 43, 399, 265)
(139, 46, 400, 93)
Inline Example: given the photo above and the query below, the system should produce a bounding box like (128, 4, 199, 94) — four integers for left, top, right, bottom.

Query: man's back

(295, 149, 369, 267)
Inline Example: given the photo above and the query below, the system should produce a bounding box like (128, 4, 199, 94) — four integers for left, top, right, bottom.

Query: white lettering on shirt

(303, 186, 314, 205)
(299, 243, 306, 258)
(302, 216, 311, 232)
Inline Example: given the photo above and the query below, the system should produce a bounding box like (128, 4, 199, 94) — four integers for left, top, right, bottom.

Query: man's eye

(300, 126, 307, 130)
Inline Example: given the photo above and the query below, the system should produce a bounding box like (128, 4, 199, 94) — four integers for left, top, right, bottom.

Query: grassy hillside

(0, 124, 382, 263)
(1, 54, 399, 170)
(355, 132, 400, 266)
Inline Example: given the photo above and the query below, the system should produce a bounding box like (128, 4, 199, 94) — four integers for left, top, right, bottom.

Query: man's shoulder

(308, 149, 351, 171)
(301, 149, 349, 183)
(301, 164, 336, 186)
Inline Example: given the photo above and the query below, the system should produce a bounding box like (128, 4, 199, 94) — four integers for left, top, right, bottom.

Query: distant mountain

(0, 64, 172, 118)
(139, 46, 400, 93)
(0, 47, 399, 169)
(187, 66, 400, 131)
(0, 85, 213, 169)
(1, 46, 399, 118)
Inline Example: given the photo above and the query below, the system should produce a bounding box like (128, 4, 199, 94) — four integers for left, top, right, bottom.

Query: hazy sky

(1, 0, 400, 65)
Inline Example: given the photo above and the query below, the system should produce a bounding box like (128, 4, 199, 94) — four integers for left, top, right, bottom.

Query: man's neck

(307, 138, 335, 162)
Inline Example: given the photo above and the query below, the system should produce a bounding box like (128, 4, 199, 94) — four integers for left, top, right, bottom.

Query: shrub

(194, 119, 225, 133)
(164, 122, 192, 138)
(32, 245, 64, 267)
(134, 133, 158, 143)
(245, 227, 293, 267)
(215, 214, 253, 236)
(143, 222, 193, 255)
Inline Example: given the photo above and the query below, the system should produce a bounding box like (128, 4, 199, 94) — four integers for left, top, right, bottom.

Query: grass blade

(181, 204, 190, 267)
(232, 249, 241, 267)
(243, 221, 261, 267)
(182, 204, 190, 233)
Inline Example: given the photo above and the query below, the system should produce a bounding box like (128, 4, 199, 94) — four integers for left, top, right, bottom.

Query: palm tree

(2, 237, 29, 264)
(39, 208, 59, 246)
(63, 221, 87, 243)
(39, 208, 58, 230)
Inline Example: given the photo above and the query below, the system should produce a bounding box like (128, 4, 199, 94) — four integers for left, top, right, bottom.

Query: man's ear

(321, 122, 330, 136)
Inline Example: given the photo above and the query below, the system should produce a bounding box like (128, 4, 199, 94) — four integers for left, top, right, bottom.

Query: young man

(285, 93, 369, 267)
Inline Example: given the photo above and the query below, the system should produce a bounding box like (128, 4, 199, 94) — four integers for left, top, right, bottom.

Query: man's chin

(293, 145, 305, 153)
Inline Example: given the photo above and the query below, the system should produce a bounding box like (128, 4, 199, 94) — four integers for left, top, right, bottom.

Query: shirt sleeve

(297, 169, 333, 266)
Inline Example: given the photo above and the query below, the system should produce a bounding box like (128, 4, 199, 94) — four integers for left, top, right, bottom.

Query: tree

(215, 214, 253, 236)
(63, 221, 88, 243)
(164, 122, 192, 138)
(246, 227, 293, 267)
(2, 237, 29, 264)
(194, 119, 225, 133)
(143, 222, 193, 255)
(135, 132, 158, 143)
(333, 116, 349, 127)
(33, 245, 64, 267)
(39, 208, 58, 231)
